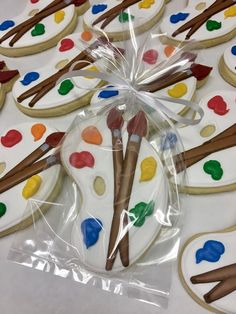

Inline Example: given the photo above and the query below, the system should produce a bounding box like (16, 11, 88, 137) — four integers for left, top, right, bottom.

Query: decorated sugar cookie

(219, 43, 236, 87)
(179, 225, 236, 314)
(90, 42, 212, 116)
(83, 0, 169, 41)
(0, 0, 90, 57)
(13, 32, 105, 117)
(170, 90, 236, 194)
(0, 61, 19, 109)
(0, 122, 63, 237)
(61, 109, 168, 272)
(160, 0, 236, 48)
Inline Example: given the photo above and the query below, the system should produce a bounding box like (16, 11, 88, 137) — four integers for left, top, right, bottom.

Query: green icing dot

(31, 23, 45, 36)
(206, 20, 222, 31)
(203, 160, 223, 181)
(58, 79, 74, 95)
(0, 202, 7, 218)
(129, 201, 155, 227)
(119, 12, 135, 23)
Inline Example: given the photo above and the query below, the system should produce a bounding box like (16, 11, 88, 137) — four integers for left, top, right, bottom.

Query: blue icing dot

(92, 4, 108, 14)
(81, 218, 103, 249)
(231, 45, 236, 56)
(20, 72, 40, 86)
(98, 86, 119, 99)
(196, 240, 225, 264)
(161, 132, 178, 150)
(170, 12, 189, 24)
(0, 20, 15, 31)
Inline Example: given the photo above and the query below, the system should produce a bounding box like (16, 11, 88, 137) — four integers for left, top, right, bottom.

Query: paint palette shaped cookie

(179, 227, 236, 314)
(90, 44, 212, 116)
(160, 0, 236, 48)
(0, 0, 90, 57)
(13, 32, 102, 117)
(219, 43, 236, 87)
(61, 112, 168, 272)
(83, 0, 169, 41)
(175, 90, 236, 194)
(0, 61, 19, 109)
(0, 122, 62, 237)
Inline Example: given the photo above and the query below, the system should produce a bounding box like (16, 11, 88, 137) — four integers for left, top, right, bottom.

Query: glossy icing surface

(0, 122, 61, 233)
(181, 230, 236, 313)
(224, 43, 236, 74)
(61, 116, 168, 272)
(0, 0, 75, 49)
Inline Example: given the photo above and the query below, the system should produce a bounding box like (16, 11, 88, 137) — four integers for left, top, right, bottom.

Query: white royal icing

(0, 0, 76, 49)
(0, 122, 61, 234)
(61, 115, 168, 272)
(90, 41, 197, 115)
(177, 90, 236, 189)
(84, 0, 165, 35)
(160, 0, 236, 43)
(181, 230, 236, 314)
(223, 43, 236, 75)
(13, 32, 101, 113)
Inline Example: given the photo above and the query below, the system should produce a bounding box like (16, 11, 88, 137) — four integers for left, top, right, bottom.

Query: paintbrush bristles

(45, 132, 65, 148)
(107, 108, 124, 131)
(191, 63, 213, 81)
(127, 111, 148, 137)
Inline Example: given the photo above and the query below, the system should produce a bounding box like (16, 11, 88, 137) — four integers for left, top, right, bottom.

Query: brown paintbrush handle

(0, 154, 59, 194)
(173, 0, 234, 38)
(106, 133, 124, 268)
(106, 139, 141, 270)
(92, 0, 140, 26)
(143, 71, 192, 92)
(0, 143, 50, 181)
(0, 0, 63, 44)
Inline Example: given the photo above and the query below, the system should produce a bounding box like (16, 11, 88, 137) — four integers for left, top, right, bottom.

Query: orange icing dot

(164, 45, 175, 57)
(81, 126, 103, 145)
(31, 123, 46, 141)
(81, 31, 93, 41)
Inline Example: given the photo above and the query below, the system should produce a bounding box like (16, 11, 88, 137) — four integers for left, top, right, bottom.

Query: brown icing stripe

(92, 0, 141, 29)
(0, 0, 88, 46)
(191, 263, 236, 303)
(172, 0, 235, 39)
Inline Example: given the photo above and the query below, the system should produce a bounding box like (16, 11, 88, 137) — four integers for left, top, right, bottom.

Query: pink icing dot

(59, 38, 75, 52)
(30, 0, 39, 3)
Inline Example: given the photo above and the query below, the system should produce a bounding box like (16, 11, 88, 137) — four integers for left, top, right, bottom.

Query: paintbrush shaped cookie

(61, 109, 168, 272)
(0, 61, 19, 109)
(163, 90, 236, 194)
(179, 225, 236, 314)
(0, 122, 62, 237)
(219, 43, 236, 87)
(12, 32, 105, 117)
(83, 0, 170, 41)
(91, 43, 212, 116)
(0, 0, 90, 57)
(160, 0, 236, 48)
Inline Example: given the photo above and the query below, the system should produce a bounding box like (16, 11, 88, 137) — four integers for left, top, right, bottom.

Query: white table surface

(0, 1, 235, 313)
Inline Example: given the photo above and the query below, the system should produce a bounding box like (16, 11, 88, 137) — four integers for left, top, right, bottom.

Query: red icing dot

(1, 129, 22, 148)
(207, 95, 229, 116)
(59, 39, 75, 52)
(143, 49, 158, 65)
(30, 0, 39, 3)
(69, 151, 95, 169)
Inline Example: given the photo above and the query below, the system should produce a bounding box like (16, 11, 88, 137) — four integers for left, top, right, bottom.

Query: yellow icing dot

(55, 59, 69, 70)
(168, 83, 188, 98)
(195, 2, 206, 11)
(54, 10, 65, 24)
(140, 157, 157, 182)
(224, 5, 236, 18)
(139, 0, 155, 9)
(85, 66, 99, 79)
(0, 162, 6, 175)
(28, 9, 40, 16)
(22, 175, 42, 199)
